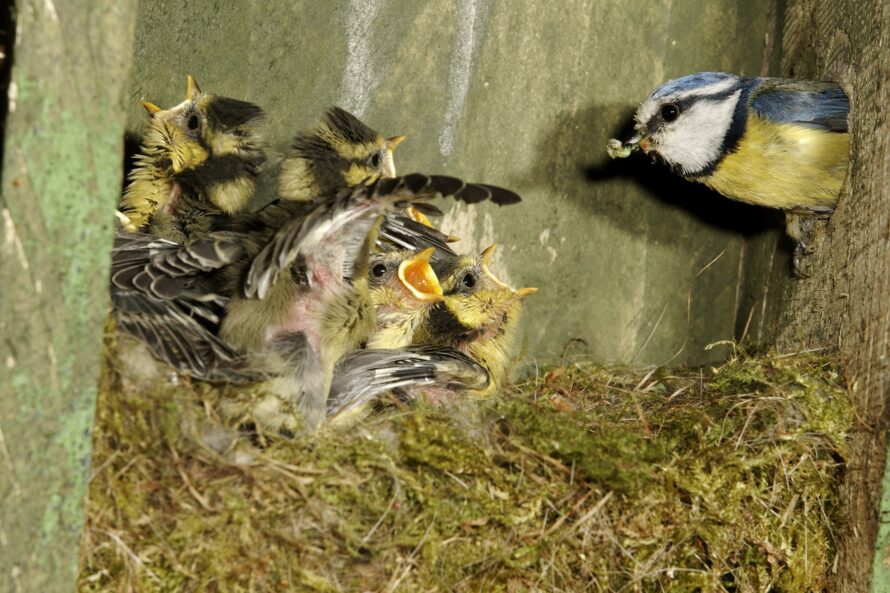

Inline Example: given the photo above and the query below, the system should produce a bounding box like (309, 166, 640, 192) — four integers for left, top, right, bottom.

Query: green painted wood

(873, 450, 890, 592)
(0, 0, 137, 590)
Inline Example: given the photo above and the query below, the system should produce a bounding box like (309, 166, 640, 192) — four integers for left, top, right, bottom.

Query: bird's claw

(114, 210, 137, 232)
(792, 241, 810, 278)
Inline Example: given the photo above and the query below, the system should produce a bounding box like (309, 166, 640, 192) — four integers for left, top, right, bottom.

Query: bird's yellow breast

(697, 116, 849, 211)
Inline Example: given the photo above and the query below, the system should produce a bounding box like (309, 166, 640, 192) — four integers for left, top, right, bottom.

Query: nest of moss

(79, 341, 852, 593)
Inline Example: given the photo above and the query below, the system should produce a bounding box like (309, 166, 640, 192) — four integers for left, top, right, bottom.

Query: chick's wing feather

(111, 231, 265, 383)
(378, 215, 458, 259)
(326, 346, 489, 418)
(244, 174, 522, 299)
(112, 232, 244, 299)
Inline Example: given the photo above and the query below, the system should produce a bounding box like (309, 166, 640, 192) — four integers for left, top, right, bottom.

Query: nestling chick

(325, 248, 507, 426)
(609, 72, 849, 271)
(217, 209, 379, 433)
(119, 75, 267, 242)
(278, 106, 405, 202)
(367, 247, 445, 349)
(412, 244, 537, 399)
(218, 174, 522, 432)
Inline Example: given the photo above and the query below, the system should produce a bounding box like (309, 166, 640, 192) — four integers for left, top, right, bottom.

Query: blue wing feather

(750, 81, 849, 132)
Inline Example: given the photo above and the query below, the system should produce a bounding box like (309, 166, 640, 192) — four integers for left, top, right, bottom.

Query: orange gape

(403, 261, 442, 297)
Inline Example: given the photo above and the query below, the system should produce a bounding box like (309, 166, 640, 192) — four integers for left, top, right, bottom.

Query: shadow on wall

(545, 102, 786, 241)
(511, 101, 792, 360)
(120, 131, 143, 193)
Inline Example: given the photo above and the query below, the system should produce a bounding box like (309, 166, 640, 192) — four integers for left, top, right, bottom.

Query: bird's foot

(114, 210, 137, 232)
(792, 241, 811, 278)
(220, 390, 305, 445)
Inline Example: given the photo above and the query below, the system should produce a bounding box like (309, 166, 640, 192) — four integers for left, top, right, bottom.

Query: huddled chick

(119, 76, 267, 242)
(415, 245, 537, 399)
(278, 106, 404, 202)
(366, 247, 443, 349)
(326, 245, 536, 425)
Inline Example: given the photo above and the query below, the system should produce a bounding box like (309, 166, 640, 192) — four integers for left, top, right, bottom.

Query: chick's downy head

(419, 244, 536, 391)
(140, 75, 267, 212)
(141, 76, 265, 172)
(279, 106, 405, 201)
(366, 247, 443, 349)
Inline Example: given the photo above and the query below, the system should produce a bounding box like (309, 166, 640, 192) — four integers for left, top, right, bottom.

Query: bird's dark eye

(462, 273, 476, 289)
(372, 263, 387, 278)
(659, 103, 680, 122)
(187, 114, 200, 130)
(370, 152, 381, 168)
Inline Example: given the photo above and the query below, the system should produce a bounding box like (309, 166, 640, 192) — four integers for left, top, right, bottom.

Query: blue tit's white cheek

(652, 89, 741, 176)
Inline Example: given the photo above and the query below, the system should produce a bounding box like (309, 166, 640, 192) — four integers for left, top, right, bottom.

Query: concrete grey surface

(125, 0, 781, 367)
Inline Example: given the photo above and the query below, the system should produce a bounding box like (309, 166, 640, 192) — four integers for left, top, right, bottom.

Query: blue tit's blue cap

(650, 72, 739, 100)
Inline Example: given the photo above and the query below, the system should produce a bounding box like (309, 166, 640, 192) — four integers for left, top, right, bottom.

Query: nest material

(80, 343, 851, 592)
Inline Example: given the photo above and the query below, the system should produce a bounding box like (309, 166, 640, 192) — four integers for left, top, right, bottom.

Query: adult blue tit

(119, 75, 267, 242)
(609, 72, 849, 265)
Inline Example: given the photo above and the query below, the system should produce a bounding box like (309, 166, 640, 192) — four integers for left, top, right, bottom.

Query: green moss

(79, 342, 851, 592)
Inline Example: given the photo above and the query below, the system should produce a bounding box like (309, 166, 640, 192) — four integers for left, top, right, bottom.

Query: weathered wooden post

(774, 0, 890, 590)
(0, 1, 136, 590)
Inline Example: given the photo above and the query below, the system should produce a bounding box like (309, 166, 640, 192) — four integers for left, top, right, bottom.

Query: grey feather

(326, 347, 489, 418)
(110, 231, 265, 383)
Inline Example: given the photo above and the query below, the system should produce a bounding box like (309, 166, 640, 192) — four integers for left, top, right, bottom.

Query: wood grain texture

(0, 0, 136, 590)
(775, 1, 890, 591)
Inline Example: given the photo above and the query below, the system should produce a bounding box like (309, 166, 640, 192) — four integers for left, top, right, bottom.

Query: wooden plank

(0, 0, 137, 590)
(776, 0, 890, 591)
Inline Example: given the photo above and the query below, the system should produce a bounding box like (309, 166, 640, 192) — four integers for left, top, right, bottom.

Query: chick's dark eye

(372, 263, 387, 278)
(370, 152, 381, 168)
(187, 114, 200, 130)
(659, 103, 680, 122)
(462, 273, 476, 289)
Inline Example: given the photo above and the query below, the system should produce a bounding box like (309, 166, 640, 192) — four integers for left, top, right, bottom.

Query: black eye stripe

(653, 84, 743, 124)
